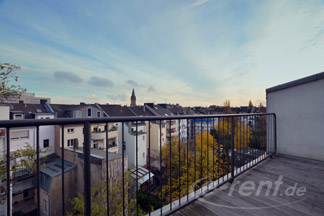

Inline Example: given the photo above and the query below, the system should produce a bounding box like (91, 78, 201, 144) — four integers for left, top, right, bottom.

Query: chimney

(158, 103, 167, 108)
(40, 99, 47, 104)
(19, 100, 24, 104)
(80, 102, 85, 105)
(144, 103, 154, 108)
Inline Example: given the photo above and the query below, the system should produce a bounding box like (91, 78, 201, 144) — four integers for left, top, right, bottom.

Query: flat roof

(75, 147, 123, 160)
(41, 159, 77, 177)
(266, 71, 324, 94)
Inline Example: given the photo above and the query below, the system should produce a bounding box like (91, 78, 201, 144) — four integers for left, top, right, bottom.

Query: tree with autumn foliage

(68, 171, 146, 216)
(0, 63, 26, 102)
(223, 100, 231, 114)
(211, 117, 251, 152)
(249, 115, 267, 151)
(160, 132, 229, 203)
(248, 100, 253, 107)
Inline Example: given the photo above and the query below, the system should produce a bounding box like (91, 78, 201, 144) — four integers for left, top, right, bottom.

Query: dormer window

(76, 111, 82, 118)
(97, 112, 100, 118)
(88, 108, 92, 117)
(14, 114, 24, 120)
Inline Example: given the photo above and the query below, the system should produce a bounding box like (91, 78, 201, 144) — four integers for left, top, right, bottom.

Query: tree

(160, 133, 228, 203)
(248, 100, 253, 107)
(0, 63, 26, 102)
(223, 100, 231, 114)
(249, 115, 267, 150)
(211, 118, 251, 152)
(68, 171, 146, 216)
(0, 144, 48, 203)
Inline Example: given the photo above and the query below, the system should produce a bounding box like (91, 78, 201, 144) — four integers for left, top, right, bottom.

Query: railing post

(230, 117, 235, 183)
(84, 122, 91, 216)
(273, 114, 277, 155)
(6, 128, 11, 216)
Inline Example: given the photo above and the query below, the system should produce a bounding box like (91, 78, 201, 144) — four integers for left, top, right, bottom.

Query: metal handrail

(0, 113, 275, 127)
(0, 112, 276, 216)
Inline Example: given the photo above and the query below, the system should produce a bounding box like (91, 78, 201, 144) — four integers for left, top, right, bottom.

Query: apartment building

(127, 106, 167, 161)
(99, 104, 147, 168)
(51, 103, 118, 152)
(159, 104, 189, 143)
(0, 100, 55, 215)
(144, 103, 178, 142)
(1, 92, 51, 104)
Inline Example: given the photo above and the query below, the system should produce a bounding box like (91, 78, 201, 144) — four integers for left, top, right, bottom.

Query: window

(44, 199, 47, 213)
(97, 112, 101, 118)
(93, 143, 98, 149)
(76, 111, 82, 118)
(67, 139, 78, 147)
(67, 128, 74, 133)
(143, 152, 145, 158)
(14, 114, 24, 120)
(43, 139, 49, 148)
(11, 130, 29, 140)
(23, 190, 29, 198)
(143, 136, 145, 141)
(88, 108, 92, 117)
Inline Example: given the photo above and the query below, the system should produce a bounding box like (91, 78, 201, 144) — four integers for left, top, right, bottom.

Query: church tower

(130, 88, 136, 107)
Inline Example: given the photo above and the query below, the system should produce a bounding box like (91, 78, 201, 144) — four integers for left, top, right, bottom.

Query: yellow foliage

(161, 132, 230, 203)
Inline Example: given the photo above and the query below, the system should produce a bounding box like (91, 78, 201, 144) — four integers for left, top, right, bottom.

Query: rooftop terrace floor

(172, 155, 324, 216)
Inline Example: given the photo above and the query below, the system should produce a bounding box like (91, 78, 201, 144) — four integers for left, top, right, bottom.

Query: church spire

(130, 88, 136, 106)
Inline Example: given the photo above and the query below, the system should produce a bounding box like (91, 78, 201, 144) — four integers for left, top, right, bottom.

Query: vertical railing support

(105, 123, 110, 216)
(84, 122, 91, 216)
(36, 126, 40, 216)
(6, 128, 11, 216)
(61, 125, 65, 216)
(230, 117, 235, 183)
(273, 114, 277, 155)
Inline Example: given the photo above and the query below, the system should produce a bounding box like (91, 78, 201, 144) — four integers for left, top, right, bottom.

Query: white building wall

(267, 78, 324, 161)
(0, 105, 10, 120)
(60, 125, 84, 149)
(118, 122, 147, 168)
(10, 128, 36, 152)
(36, 114, 55, 156)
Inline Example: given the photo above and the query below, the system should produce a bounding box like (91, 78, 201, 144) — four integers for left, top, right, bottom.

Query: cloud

(84, 94, 108, 104)
(88, 76, 114, 87)
(107, 93, 128, 102)
(147, 86, 156, 92)
(126, 80, 140, 87)
(53, 71, 83, 83)
(184, 0, 209, 10)
(2, 0, 324, 106)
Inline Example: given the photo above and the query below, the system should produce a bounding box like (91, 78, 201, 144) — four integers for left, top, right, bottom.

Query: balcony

(0, 110, 323, 216)
(171, 154, 324, 216)
(91, 130, 105, 140)
(0, 114, 274, 215)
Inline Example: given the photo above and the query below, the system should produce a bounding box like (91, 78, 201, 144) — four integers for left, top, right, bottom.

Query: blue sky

(0, 0, 324, 106)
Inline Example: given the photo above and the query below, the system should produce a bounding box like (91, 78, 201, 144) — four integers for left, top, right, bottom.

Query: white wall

(60, 125, 84, 149)
(10, 127, 36, 152)
(0, 105, 10, 120)
(267, 79, 324, 161)
(118, 122, 147, 168)
(36, 114, 55, 156)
